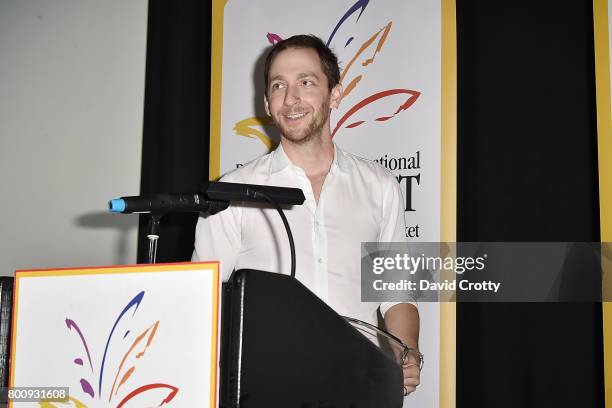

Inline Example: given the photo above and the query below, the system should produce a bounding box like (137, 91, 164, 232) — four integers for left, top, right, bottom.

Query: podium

(219, 269, 404, 407)
(2, 267, 403, 406)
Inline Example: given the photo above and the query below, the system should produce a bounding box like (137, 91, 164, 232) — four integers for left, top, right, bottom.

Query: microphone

(109, 181, 305, 214)
(109, 193, 229, 214)
(202, 181, 305, 205)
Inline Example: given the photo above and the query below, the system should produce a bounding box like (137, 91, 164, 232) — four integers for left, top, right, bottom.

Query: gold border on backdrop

(209, 0, 228, 181)
(209, 2, 458, 406)
(441, 0, 457, 407)
(9, 262, 221, 408)
(593, 0, 612, 405)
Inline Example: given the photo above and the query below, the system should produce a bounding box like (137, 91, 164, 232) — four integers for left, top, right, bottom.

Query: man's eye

(302, 80, 314, 86)
(271, 83, 285, 91)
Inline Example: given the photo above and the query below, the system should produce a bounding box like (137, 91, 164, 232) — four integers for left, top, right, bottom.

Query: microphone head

(108, 199, 126, 213)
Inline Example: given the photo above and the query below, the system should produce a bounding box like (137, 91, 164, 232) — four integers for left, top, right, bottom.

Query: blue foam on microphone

(109, 199, 126, 212)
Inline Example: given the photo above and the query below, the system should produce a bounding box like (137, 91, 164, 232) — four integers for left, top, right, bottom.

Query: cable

(254, 190, 297, 279)
(343, 316, 408, 348)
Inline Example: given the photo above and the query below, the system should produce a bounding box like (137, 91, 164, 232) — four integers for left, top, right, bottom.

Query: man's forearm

(385, 303, 421, 395)
(384, 303, 419, 349)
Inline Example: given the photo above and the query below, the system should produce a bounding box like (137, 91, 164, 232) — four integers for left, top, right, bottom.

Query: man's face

(265, 47, 342, 144)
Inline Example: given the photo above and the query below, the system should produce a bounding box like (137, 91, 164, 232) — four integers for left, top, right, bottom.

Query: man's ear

(330, 84, 343, 109)
(264, 95, 271, 116)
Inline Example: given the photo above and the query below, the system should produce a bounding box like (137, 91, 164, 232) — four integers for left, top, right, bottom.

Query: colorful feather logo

(40, 291, 179, 408)
(233, 0, 421, 150)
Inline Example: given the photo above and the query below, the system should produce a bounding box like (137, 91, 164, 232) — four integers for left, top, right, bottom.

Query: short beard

(276, 100, 330, 145)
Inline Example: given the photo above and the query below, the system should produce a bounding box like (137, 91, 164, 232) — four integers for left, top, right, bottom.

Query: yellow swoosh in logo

(233, 116, 276, 151)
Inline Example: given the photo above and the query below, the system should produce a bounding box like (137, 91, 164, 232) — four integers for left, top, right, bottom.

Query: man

(193, 35, 420, 395)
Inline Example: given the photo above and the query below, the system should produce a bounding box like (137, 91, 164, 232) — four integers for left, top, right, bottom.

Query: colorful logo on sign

(233, 0, 421, 150)
(40, 291, 178, 408)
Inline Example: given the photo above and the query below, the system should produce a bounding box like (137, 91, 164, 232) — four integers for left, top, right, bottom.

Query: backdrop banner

(211, 1, 454, 406)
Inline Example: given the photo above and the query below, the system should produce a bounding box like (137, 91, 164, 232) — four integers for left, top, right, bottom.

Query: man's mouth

(284, 112, 308, 121)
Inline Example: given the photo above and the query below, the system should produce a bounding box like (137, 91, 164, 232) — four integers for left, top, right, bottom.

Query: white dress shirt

(192, 143, 407, 327)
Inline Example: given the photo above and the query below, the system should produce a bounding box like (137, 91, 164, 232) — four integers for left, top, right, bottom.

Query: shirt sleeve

(192, 197, 242, 282)
(378, 171, 417, 316)
(378, 171, 407, 243)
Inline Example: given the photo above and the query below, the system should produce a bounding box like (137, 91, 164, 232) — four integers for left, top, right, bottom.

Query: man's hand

(402, 350, 421, 395)
(383, 303, 420, 396)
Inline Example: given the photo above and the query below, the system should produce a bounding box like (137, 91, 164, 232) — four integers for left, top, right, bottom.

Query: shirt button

(318, 258, 323, 263)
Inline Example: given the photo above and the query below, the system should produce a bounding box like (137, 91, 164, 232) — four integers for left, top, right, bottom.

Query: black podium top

(219, 269, 403, 408)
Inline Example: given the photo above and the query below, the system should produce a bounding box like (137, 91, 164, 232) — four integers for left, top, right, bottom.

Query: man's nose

(283, 84, 300, 106)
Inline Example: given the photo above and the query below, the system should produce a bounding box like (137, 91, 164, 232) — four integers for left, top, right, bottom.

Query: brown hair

(264, 34, 340, 97)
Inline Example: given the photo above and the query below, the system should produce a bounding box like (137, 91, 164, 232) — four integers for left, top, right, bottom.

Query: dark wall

(457, 1, 603, 407)
(137, 1, 212, 263)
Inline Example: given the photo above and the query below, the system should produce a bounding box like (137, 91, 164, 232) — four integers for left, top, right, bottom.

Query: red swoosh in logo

(332, 89, 421, 137)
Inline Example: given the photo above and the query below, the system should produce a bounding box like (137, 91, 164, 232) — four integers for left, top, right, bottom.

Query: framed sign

(10, 262, 220, 408)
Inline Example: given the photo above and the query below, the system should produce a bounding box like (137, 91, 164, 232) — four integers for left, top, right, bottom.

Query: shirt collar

(270, 142, 350, 175)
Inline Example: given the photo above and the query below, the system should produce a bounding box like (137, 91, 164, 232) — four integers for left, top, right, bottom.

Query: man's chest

(241, 187, 382, 248)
